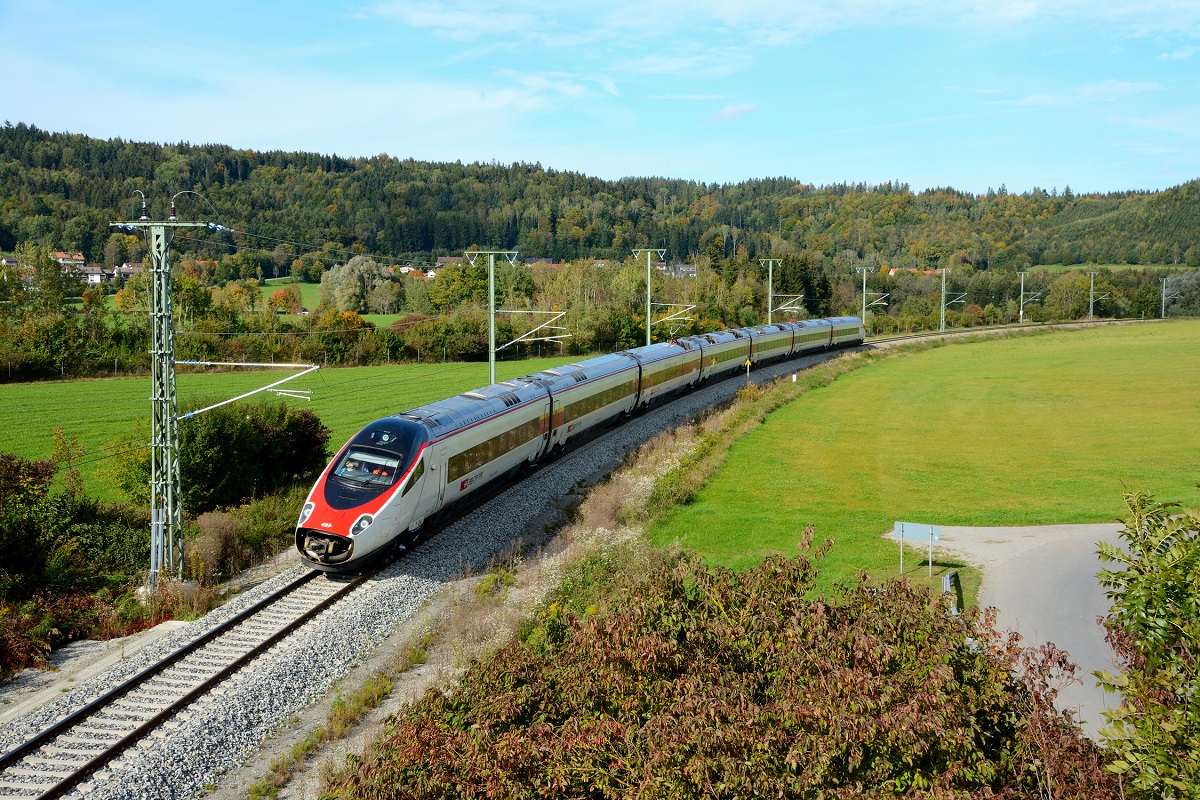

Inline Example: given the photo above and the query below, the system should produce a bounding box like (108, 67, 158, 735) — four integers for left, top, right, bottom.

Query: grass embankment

(0, 355, 578, 502)
(650, 320, 1200, 601)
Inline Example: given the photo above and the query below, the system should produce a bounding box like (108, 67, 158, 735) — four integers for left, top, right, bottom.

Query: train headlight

(298, 502, 315, 525)
(350, 514, 374, 536)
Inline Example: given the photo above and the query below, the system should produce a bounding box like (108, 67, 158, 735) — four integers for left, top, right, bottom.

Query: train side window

(401, 459, 425, 496)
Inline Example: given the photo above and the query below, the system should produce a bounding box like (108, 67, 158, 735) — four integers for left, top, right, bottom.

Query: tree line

(3, 240, 1199, 382)
(3, 122, 1200, 273)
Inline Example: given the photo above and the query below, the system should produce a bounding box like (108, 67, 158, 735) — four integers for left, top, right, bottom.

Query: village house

(75, 265, 106, 285)
(52, 251, 85, 269)
(112, 262, 143, 282)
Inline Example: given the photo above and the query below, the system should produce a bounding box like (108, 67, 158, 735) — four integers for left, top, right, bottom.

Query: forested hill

(2, 121, 1198, 271)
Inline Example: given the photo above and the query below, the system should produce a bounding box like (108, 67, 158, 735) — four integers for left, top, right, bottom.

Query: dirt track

(892, 522, 1124, 737)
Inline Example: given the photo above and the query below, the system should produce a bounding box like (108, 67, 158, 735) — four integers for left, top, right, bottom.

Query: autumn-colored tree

(268, 285, 302, 314)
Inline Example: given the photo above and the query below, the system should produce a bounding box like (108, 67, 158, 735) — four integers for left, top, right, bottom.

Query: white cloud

(1115, 106, 1200, 142)
(707, 104, 757, 121)
(499, 70, 592, 100)
(1004, 80, 1161, 106)
(369, 1, 539, 41)
(1157, 46, 1196, 61)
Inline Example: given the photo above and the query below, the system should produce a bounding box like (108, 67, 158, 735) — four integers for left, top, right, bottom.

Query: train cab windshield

(334, 449, 402, 486)
(329, 418, 428, 495)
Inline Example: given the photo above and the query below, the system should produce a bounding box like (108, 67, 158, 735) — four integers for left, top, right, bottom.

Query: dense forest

(3, 122, 1200, 270)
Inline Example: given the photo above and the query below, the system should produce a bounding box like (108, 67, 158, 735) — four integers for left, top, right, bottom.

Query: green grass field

(649, 321, 1200, 593)
(0, 354, 577, 501)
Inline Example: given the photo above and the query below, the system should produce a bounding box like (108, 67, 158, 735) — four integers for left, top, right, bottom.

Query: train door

(433, 450, 448, 509)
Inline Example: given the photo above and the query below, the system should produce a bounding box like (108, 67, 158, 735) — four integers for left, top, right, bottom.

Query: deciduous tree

(1096, 489, 1200, 797)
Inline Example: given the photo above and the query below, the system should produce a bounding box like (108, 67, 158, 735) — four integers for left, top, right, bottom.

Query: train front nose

(297, 527, 354, 566)
(296, 503, 362, 566)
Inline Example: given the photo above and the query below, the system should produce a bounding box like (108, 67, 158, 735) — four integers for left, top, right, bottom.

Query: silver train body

(296, 316, 866, 570)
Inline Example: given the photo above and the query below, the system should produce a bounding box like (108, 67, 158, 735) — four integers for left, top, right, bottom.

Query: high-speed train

(296, 316, 866, 570)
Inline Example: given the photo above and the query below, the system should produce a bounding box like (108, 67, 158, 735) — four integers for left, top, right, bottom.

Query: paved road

(892, 523, 1124, 737)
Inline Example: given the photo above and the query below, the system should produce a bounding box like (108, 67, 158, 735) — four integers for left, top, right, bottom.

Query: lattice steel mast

(111, 202, 207, 588)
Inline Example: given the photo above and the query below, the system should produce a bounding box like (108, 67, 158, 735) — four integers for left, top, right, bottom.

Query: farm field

(1030, 262, 1193, 274)
(0, 354, 577, 502)
(650, 320, 1200, 590)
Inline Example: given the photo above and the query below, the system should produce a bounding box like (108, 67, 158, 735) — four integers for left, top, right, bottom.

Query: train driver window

(335, 449, 401, 486)
(401, 459, 425, 496)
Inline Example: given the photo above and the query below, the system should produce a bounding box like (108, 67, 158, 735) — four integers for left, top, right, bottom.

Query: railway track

(0, 568, 378, 799)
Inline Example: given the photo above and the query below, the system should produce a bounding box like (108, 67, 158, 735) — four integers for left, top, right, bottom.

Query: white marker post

(928, 525, 939, 577)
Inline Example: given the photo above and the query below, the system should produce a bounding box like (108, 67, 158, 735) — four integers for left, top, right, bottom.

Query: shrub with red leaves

(326, 552, 1115, 799)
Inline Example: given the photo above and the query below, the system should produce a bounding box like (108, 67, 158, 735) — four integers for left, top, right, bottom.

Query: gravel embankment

(0, 349, 842, 800)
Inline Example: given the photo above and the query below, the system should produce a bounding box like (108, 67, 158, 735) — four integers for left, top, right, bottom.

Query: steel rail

(27, 568, 376, 800)
(0, 569, 320, 776)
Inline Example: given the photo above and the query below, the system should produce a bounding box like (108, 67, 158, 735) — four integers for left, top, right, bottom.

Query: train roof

(517, 353, 639, 392)
(678, 330, 741, 347)
(397, 378, 548, 439)
(619, 340, 691, 363)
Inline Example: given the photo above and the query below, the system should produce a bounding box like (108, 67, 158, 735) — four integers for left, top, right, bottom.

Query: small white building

(76, 265, 106, 285)
(112, 262, 143, 282)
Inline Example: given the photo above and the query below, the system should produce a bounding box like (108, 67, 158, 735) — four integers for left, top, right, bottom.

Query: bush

(178, 399, 331, 513)
(327, 552, 1114, 799)
(0, 453, 57, 595)
(187, 512, 249, 586)
(0, 582, 222, 679)
(0, 592, 107, 674)
(184, 485, 309, 586)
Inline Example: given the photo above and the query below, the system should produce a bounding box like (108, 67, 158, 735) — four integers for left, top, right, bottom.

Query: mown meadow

(650, 320, 1200, 592)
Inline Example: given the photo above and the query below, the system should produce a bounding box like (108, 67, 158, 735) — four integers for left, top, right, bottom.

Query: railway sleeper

(120, 693, 174, 707)
(141, 681, 193, 690)
(188, 657, 234, 669)
(164, 666, 216, 679)
(91, 710, 148, 723)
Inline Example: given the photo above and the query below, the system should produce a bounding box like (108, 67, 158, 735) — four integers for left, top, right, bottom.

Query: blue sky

(2, 0, 1198, 194)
